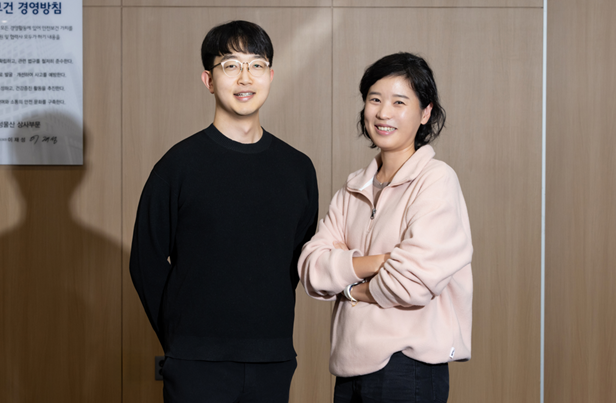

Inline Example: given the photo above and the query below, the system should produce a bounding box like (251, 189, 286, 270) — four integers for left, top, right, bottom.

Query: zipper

(350, 178, 389, 248)
(366, 184, 389, 234)
(363, 205, 375, 250)
(367, 206, 377, 233)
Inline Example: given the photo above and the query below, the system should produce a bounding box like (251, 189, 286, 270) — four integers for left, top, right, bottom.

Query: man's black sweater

(130, 124, 319, 362)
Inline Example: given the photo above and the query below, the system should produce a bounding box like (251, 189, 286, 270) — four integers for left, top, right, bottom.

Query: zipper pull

(370, 208, 376, 220)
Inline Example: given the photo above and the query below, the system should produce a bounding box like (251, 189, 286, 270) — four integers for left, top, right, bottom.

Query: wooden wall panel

(124, 0, 331, 8)
(84, 0, 120, 7)
(121, 7, 333, 403)
(546, 0, 616, 402)
(334, 0, 541, 7)
(333, 8, 543, 402)
(0, 7, 122, 403)
(0, 2, 554, 402)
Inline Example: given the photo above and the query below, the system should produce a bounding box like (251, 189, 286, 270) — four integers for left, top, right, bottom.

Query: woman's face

(363, 75, 432, 154)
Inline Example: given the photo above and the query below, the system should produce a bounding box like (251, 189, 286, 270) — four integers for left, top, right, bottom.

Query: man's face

(202, 52, 274, 121)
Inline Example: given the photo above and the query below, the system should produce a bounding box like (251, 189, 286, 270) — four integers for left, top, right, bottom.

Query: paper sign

(0, 1, 83, 165)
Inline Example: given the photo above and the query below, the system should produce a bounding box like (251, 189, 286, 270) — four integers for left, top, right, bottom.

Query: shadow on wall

(0, 113, 122, 402)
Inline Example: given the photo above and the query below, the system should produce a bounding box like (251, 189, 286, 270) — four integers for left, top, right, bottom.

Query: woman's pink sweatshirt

(298, 145, 473, 377)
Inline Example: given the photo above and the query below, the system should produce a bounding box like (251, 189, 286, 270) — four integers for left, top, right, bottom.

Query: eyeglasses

(212, 59, 270, 78)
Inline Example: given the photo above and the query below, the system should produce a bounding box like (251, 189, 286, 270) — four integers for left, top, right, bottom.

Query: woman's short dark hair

(358, 52, 446, 150)
(201, 20, 274, 71)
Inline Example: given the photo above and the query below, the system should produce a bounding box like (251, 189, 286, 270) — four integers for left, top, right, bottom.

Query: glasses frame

(211, 59, 271, 78)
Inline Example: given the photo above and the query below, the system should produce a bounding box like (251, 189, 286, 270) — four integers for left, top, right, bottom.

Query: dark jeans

(161, 357, 297, 403)
(334, 352, 449, 403)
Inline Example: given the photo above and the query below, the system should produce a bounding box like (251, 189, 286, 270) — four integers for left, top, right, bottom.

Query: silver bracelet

(344, 280, 365, 306)
(344, 283, 358, 303)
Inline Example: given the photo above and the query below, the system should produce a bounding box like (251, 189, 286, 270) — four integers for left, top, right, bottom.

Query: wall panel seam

(540, 2, 546, 403)
(330, 4, 334, 211)
(120, 5, 124, 403)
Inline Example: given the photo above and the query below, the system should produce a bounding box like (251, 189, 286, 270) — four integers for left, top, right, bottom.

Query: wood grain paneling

(124, 0, 331, 8)
(121, 7, 333, 403)
(84, 0, 120, 7)
(0, 7, 122, 403)
(546, 0, 616, 402)
(333, 8, 542, 403)
(0, 3, 554, 402)
(334, 0, 541, 7)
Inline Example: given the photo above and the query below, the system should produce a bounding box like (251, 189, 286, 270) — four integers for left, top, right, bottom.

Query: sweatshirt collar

(346, 145, 436, 192)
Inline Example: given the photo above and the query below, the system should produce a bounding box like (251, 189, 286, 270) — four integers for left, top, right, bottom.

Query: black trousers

(161, 357, 297, 403)
(334, 352, 449, 403)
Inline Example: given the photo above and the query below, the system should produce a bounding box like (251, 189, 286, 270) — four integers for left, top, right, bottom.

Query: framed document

(0, 0, 83, 165)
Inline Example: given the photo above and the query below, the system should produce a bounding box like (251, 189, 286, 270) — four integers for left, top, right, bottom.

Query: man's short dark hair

(358, 52, 446, 150)
(201, 20, 274, 72)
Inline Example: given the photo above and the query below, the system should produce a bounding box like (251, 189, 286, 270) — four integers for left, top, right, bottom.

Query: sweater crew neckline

(204, 124, 273, 154)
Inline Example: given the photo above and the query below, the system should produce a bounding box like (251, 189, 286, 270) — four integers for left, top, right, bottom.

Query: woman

(298, 52, 473, 403)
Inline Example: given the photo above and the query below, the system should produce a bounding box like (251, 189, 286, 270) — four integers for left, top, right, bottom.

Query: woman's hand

(333, 241, 390, 279)
(333, 241, 349, 251)
(350, 281, 376, 304)
(352, 254, 390, 279)
(333, 241, 382, 304)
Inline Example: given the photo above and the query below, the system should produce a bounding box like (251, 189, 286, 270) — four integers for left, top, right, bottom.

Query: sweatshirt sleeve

(370, 166, 473, 309)
(298, 188, 364, 300)
(129, 169, 178, 338)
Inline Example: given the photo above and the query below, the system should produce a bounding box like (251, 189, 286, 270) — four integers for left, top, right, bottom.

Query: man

(130, 20, 318, 403)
